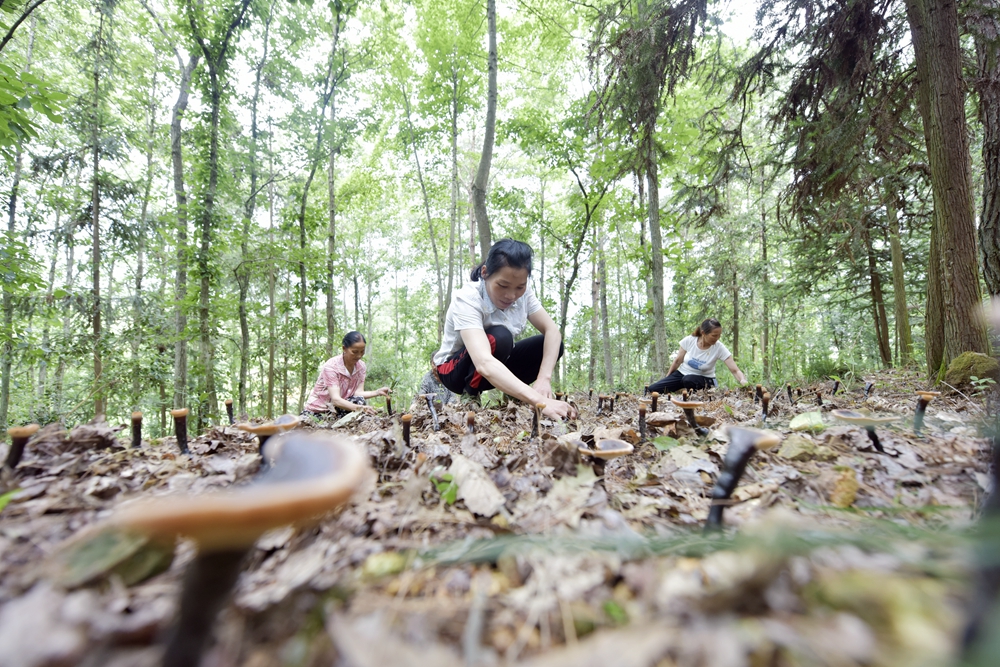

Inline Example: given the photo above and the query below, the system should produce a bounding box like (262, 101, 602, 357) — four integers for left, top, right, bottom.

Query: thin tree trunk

(646, 160, 667, 373)
(326, 118, 337, 357)
(865, 228, 893, 366)
(447, 68, 459, 311)
(969, 0, 1000, 296)
(731, 267, 740, 361)
(589, 235, 598, 390)
(761, 195, 770, 382)
(470, 0, 497, 259)
(599, 227, 613, 386)
(905, 0, 989, 370)
(132, 70, 157, 410)
(267, 128, 276, 419)
(886, 194, 914, 364)
(91, 8, 106, 419)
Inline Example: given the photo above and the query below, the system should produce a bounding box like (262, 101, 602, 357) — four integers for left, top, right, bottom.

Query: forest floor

(0, 368, 997, 667)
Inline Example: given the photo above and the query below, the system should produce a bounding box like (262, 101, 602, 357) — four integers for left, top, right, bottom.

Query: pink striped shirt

(304, 355, 366, 412)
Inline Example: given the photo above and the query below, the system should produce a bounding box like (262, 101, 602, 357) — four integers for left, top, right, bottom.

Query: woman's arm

(460, 327, 577, 420)
(357, 383, 390, 399)
(327, 384, 374, 413)
(526, 308, 562, 399)
(665, 349, 686, 376)
(723, 356, 747, 384)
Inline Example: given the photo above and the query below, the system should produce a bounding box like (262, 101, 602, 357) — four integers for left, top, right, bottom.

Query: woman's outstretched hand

(542, 399, 577, 421)
(375, 386, 390, 397)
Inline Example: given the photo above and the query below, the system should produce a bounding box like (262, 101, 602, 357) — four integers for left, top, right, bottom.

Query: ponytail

(692, 318, 722, 338)
(471, 238, 533, 282)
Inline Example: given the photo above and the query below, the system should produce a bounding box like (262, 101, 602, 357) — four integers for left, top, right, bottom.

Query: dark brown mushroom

(913, 390, 941, 435)
(786, 383, 794, 405)
(111, 431, 368, 667)
(421, 393, 441, 431)
(864, 381, 875, 401)
(705, 426, 781, 531)
(466, 411, 476, 434)
(671, 398, 709, 437)
(224, 399, 234, 425)
(170, 409, 190, 455)
(831, 379, 840, 395)
(831, 409, 897, 453)
(531, 403, 546, 440)
(638, 400, 649, 440)
(650, 392, 659, 412)
(385, 392, 393, 416)
(402, 413, 412, 448)
(238, 414, 300, 456)
(754, 384, 762, 404)
(761, 392, 771, 422)
(578, 438, 634, 476)
(4, 423, 39, 469)
(815, 390, 823, 407)
(131, 412, 143, 449)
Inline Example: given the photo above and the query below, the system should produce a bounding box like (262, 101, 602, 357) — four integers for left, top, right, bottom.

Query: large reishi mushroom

(913, 390, 941, 435)
(238, 414, 300, 455)
(111, 431, 369, 666)
(671, 397, 710, 436)
(831, 409, 898, 453)
(4, 423, 40, 469)
(578, 438, 634, 476)
(705, 426, 781, 531)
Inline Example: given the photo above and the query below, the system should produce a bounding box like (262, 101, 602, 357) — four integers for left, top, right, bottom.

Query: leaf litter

(0, 368, 996, 666)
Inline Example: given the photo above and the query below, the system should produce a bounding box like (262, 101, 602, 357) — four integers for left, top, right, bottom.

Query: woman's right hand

(542, 399, 577, 421)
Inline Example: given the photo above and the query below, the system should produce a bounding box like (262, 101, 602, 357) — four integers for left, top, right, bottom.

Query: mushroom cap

(916, 391, 941, 400)
(131, 412, 143, 421)
(401, 413, 413, 423)
(831, 409, 898, 426)
(224, 399, 233, 406)
(7, 423, 40, 439)
(112, 432, 369, 551)
(535, 403, 547, 410)
(420, 393, 436, 400)
(578, 438, 634, 460)
(238, 422, 284, 436)
(170, 408, 189, 418)
(670, 398, 705, 409)
(725, 425, 781, 451)
(273, 414, 300, 429)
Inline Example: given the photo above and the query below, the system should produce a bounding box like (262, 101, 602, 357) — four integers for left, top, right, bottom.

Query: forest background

(1, 0, 997, 438)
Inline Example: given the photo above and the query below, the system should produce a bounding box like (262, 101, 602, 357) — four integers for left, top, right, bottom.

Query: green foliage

(0, 63, 67, 164)
(431, 471, 458, 505)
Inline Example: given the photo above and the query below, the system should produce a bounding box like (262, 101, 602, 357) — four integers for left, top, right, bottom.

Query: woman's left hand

(376, 387, 390, 397)
(533, 378, 554, 399)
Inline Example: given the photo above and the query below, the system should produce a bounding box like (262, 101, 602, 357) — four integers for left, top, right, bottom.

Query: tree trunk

(447, 69, 459, 310)
(599, 229, 613, 386)
(646, 160, 667, 373)
(91, 8, 106, 419)
(761, 198, 770, 383)
(864, 228, 893, 366)
(969, 0, 1000, 296)
(904, 0, 989, 370)
(731, 267, 740, 361)
(327, 120, 337, 357)
(267, 130, 276, 419)
(886, 194, 914, 364)
(589, 236, 598, 389)
(132, 70, 157, 410)
(470, 0, 497, 259)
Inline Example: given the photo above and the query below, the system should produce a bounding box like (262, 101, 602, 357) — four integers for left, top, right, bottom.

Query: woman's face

(344, 341, 366, 363)
(701, 327, 722, 346)
(483, 265, 529, 311)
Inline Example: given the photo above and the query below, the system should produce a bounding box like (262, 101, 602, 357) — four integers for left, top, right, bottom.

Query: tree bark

(599, 227, 613, 386)
(969, 0, 1000, 296)
(91, 7, 106, 419)
(647, 159, 667, 373)
(470, 0, 497, 259)
(761, 197, 770, 382)
(864, 227, 893, 366)
(132, 70, 157, 410)
(731, 267, 740, 361)
(904, 0, 989, 370)
(886, 194, 914, 364)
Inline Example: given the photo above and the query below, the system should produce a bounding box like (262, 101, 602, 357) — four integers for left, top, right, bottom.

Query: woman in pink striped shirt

(303, 331, 389, 417)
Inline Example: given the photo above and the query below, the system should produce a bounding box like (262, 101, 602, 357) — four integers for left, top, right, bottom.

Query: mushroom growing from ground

(385, 393, 393, 416)
(671, 398, 710, 437)
(110, 431, 368, 667)
(815, 390, 823, 407)
(578, 438, 634, 477)
(754, 384, 763, 404)
(224, 399, 234, 425)
(650, 392, 659, 412)
(131, 412, 143, 449)
(4, 423, 39, 469)
(402, 413, 412, 448)
(831, 379, 840, 395)
(705, 426, 781, 531)
(420, 393, 441, 431)
(864, 381, 875, 401)
(170, 409, 190, 455)
(913, 390, 941, 435)
(831, 409, 898, 453)
(761, 392, 771, 422)
(786, 383, 794, 405)
(531, 403, 545, 440)
(638, 400, 650, 440)
(238, 414, 301, 455)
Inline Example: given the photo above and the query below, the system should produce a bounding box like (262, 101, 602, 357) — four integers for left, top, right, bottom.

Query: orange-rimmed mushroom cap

(170, 408, 189, 418)
(916, 391, 941, 400)
(111, 432, 369, 551)
(831, 409, 898, 426)
(578, 438, 634, 460)
(724, 425, 781, 451)
(7, 423, 40, 439)
(670, 398, 705, 409)
(238, 414, 300, 437)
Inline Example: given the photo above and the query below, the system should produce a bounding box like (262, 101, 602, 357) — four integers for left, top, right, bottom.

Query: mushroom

(589, 388, 594, 400)
(401, 413, 412, 448)
(597, 394, 604, 412)
(171, 409, 190, 455)
(4, 423, 39, 469)
(671, 398, 709, 437)
(913, 390, 941, 435)
(111, 431, 369, 667)
(466, 411, 476, 434)
(815, 390, 823, 407)
(831, 409, 898, 453)
(238, 414, 301, 455)
(643, 384, 650, 396)
(556, 392, 565, 401)
(761, 392, 771, 422)
(650, 392, 659, 412)
(864, 381, 875, 401)
(224, 399, 234, 425)
(705, 426, 781, 531)
(531, 403, 545, 440)
(385, 391, 393, 416)
(754, 384, 763, 404)
(831, 379, 840, 395)
(131, 412, 143, 449)
(638, 400, 649, 440)
(786, 383, 794, 405)
(421, 393, 441, 431)
(608, 394, 616, 413)
(578, 438, 634, 476)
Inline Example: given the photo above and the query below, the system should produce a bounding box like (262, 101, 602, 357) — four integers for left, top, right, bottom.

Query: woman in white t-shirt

(649, 318, 747, 394)
(433, 239, 577, 421)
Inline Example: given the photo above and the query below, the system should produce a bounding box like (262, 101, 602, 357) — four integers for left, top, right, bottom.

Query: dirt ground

(0, 368, 997, 667)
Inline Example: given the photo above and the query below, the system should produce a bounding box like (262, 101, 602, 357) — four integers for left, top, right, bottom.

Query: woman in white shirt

(433, 239, 577, 421)
(649, 318, 747, 394)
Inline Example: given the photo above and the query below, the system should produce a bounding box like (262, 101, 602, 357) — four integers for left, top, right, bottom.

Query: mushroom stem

(4, 424, 39, 469)
(705, 429, 768, 531)
(171, 409, 190, 455)
(864, 425, 885, 453)
(796, 388, 802, 399)
(786, 383, 794, 405)
(466, 411, 475, 434)
(651, 392, 659, 413)
(761, 392, 770, 422)
(815, 391, 823, 407)
(754, 385, 762, 404)
(224, 399, 234, 425)
(555, 392, 565, 401)
(914, 397, 930, 434)
(131, 412, 143, 449)
(402, 414, 412, 448)
(643, 384, 650, 396)
(597, 395, 604, 412)
(386, 394, 393, 416)
(422, 394, 441, 432)
(531, 403, 545, 440)
(589, 388, 594, 400)
(608, 395, 615, 413)
(639, 404, 647, 440)
(682, 408, 708, 437)
(162, 547, 249, 667)
(832, 380, 840, 395)
(864, 381, 874, 400)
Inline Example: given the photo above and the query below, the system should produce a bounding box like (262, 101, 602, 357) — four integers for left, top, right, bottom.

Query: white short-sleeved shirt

(677, 335, 731, 377)
(433, 279, 543, 365)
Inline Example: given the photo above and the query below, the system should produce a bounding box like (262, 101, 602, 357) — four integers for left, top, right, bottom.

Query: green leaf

(790, 412, 825, 433)
(0, 488, 17, 513)
(431, 472, 458, 505)
(652, 435, 679, 450)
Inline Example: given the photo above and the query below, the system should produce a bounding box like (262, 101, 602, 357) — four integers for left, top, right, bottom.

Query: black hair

(342, 331, 366, 348)
(692, 318, 722, 338)
(470, 238, 533, 282)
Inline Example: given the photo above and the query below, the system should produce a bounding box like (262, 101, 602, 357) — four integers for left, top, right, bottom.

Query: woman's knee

(483, 325, 514, 359)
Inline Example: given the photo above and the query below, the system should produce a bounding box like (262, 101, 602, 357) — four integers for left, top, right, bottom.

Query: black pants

(648, 370, 716, 395)
(436, 325, 563, 396)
